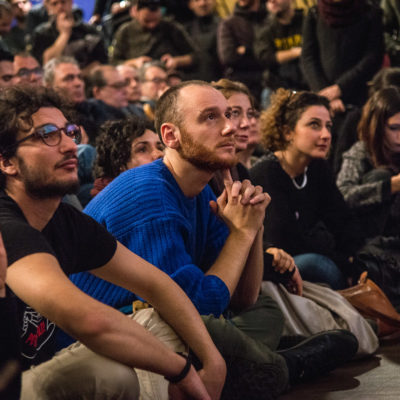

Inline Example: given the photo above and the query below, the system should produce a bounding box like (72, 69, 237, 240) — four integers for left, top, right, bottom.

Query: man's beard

(178, 126, 238, 172)
(18, 156, 80, 199)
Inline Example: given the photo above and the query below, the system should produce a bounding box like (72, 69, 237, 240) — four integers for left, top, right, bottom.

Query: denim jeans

(294, 253, 346, 290)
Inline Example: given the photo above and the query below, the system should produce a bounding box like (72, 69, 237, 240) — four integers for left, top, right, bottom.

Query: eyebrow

(198, 106, 231, 115)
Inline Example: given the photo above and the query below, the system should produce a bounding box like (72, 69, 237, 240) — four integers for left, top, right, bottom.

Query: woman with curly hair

(250, 88, 362, 289)
(90, 116, 164, 197)
(337, 86, 400, 239)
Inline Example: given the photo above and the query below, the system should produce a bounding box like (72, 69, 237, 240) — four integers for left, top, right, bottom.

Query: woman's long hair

(358, 86, 400, 168)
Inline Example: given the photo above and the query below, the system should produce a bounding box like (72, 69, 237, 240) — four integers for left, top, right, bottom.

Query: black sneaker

(278, 329, 358, 385)
(221, 356, 285, 400)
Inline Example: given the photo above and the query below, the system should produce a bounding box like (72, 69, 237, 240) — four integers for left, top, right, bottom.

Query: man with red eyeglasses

(0, 85, 226, 399)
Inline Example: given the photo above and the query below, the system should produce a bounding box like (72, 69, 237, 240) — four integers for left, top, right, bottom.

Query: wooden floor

(279, 342, 400, 400)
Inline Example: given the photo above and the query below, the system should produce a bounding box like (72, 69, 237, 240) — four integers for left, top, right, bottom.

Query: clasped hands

(210, 169, 270, 237)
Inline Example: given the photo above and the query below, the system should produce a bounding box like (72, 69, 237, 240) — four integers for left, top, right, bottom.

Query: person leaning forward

(0, 85, 226, 400)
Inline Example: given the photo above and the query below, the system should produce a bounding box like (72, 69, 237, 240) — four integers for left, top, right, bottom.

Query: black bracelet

(165, 352, 192, 383)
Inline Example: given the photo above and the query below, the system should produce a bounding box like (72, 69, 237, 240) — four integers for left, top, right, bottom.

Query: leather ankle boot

(278, 329, 358, 385)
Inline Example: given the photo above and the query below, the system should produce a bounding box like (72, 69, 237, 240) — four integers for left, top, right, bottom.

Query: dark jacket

(183, 14, 223, 81)
(217, 3, 267, 98)
(301, 3, 384, 106)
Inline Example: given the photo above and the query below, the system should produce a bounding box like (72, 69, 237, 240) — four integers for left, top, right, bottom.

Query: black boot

(278, 329, 359, 385)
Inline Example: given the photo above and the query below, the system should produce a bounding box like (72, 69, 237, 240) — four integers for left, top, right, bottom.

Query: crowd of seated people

(2, 0, 400, 399)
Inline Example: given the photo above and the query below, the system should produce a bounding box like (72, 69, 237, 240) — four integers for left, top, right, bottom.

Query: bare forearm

(43, 32, 70, 64)
(205, 230, 256, 295)
(96, 244, 224, 369)
(230, 227, 263, 309)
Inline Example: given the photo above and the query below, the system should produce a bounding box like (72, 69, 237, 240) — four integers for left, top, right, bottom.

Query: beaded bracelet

(165, 352, 192, 384)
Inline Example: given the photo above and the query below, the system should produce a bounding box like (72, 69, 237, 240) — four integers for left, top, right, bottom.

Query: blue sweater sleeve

(118, 217, 230, 317)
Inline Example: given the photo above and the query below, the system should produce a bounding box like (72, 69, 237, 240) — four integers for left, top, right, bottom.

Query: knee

(40, 356, 140, 400)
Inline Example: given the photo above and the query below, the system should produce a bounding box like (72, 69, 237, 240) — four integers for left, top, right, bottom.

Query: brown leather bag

(338, 272, 400, 341)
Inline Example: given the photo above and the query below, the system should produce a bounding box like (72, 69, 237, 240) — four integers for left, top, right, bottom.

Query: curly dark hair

(0, 85, 74, 188)
(260, 88, 330, 151)
(94, 116, 155, 179)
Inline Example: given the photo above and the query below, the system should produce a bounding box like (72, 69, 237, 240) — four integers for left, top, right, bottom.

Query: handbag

(338, 271, 400, 341)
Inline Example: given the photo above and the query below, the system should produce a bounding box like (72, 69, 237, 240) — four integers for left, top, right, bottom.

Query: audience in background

(184, 0, 222, 82)
(217, 0, 267, 99)
(255, 0, 308, 108)
(0, 47, 14, 87)
(30, 0, 107, 69)
(0, 1, 13, 51)
(117, 63, 143, 106)
(43, 55, 85, 103)
(382, 0, 400, 66)
(111, 0, 198, 78)
(301, 0, 384, 113)
(13, 51, 42, 85)
(2, 0, 31, 54)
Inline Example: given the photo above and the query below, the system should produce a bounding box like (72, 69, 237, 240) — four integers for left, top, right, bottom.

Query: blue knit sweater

(71, 159, 230, 316)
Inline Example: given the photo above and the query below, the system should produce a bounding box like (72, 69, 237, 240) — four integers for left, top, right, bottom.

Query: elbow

(62, 308, 114, 343)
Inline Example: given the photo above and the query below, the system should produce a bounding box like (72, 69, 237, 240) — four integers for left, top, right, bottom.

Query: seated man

(111, 0, 198, 79)
(2, 0, 32, 55)
(0, 232, 20, 400)
(0, 85, 226, 400)
(117, 63, 143, 109)
(43, 55, 85, 104)
(13, 51, 42, 85)
(83, 64, 145, 143)
(0, 48, 15, 88)
(74, 80, 359, 399)
(29, 0, 107, 69)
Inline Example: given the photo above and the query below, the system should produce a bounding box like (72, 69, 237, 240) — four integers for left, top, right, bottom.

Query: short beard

(178, 126, 238, 172)
(18, 156, 80, 199)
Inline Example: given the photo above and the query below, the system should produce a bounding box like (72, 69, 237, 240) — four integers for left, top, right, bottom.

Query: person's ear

(92, 86, 101, 99)
(283, 125, 293, 144)
(130, 5, 138, 18)
(160, 123, 180, 149)
(0, 155, 18, 177)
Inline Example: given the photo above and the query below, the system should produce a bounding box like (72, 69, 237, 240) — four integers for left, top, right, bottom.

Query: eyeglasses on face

(14, 123, 82, 148)
(105, 79, 129, 90)
(15, 67, 43, 78)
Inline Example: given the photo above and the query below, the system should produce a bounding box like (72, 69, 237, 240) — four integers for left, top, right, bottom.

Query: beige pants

(21, 309, 184, 400)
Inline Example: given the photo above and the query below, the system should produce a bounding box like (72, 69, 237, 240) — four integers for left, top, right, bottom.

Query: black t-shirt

(0, 190, 117, 370)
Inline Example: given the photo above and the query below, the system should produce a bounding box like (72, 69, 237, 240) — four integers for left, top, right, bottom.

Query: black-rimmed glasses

(13, 123, 82, 148)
